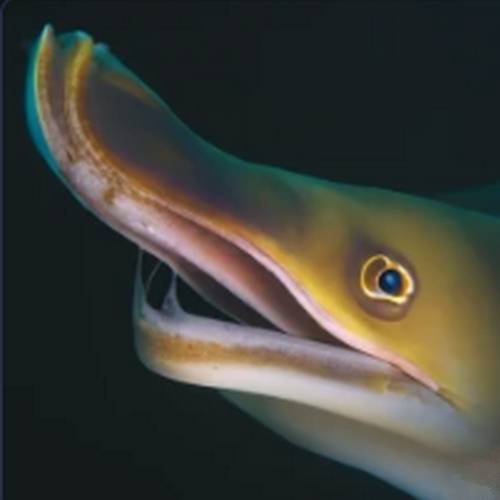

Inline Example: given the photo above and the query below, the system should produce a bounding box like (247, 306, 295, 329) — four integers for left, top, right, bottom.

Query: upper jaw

(27, 24, 352, 346)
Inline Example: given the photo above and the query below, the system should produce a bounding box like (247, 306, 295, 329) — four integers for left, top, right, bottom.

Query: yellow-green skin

(26, 25, 500, 499)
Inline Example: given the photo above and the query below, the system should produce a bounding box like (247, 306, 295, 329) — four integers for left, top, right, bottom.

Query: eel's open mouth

(134, 246, 404, 394)
(28, 25, 480, 454)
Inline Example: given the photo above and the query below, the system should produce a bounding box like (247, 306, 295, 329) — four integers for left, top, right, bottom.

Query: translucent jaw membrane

(133, 252, 480, 454)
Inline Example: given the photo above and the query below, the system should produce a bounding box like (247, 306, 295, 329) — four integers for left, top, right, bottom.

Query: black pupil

(378, 269, 402, 295)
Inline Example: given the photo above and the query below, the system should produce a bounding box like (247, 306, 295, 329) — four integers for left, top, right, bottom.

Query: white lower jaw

(133, 256, 482, 456)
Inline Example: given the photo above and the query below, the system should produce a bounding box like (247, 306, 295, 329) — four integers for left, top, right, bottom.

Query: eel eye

(360, 254, 414, 305)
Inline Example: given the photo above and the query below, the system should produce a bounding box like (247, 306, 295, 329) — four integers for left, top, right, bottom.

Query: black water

(5, 3, 500, 499)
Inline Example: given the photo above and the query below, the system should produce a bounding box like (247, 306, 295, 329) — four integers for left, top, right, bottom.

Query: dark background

(5, 2, 500, 499)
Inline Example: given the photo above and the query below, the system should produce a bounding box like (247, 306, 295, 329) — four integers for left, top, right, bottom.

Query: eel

(25, 25, 500, 500)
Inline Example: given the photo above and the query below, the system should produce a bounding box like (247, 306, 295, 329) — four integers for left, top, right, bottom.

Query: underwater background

(5, 2, 500, 499)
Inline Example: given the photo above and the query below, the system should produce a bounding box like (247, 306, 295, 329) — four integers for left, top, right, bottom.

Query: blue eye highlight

(378, 269, 402, 295)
